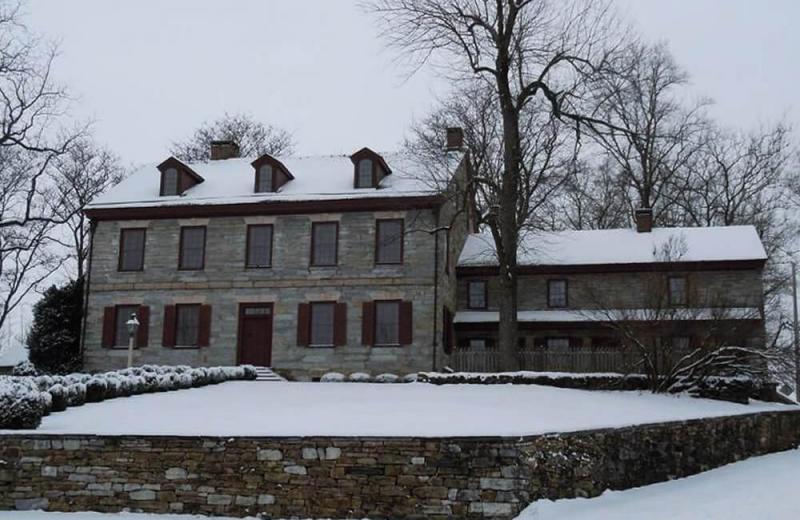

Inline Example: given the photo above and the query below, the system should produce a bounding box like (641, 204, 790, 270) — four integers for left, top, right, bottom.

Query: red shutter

(136, 306, 150, 348)
(297, 303, 310, 346)
(442, 306, 453, 355)
(361, 302, 374, 346)
(198, 305, 212, 347)
(162, 305, 176, 347)
(101, 307, 115, 348)
(334, 303, 347, 346)
(399, 301, 413, 345)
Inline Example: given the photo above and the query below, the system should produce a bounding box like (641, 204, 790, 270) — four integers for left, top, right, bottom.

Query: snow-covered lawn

(518, 448, 800, 520)
(2, 381, 794, 437)
(0, 514, 255, 520)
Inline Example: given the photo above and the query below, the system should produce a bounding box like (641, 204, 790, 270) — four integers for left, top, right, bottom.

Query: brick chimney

(635, 208, 653, 233)
(445, 127, 464, 151)
(210, 140, 240, 161)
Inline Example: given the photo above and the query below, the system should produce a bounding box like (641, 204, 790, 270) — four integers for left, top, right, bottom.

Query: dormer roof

(350, 147, 392, 175)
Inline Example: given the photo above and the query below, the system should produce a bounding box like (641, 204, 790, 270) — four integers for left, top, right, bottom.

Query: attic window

(162, 168, 179, 196)
(257, 164, 274, 193)
(357, 159, 374, 188)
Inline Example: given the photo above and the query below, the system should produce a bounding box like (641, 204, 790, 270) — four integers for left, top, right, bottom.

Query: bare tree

(0, 0, 83, 348)
(369, 0, 626, 369)
(589, 41, 709, 223)
(50, 137, 125, 280)
(170, 112, 295, 162)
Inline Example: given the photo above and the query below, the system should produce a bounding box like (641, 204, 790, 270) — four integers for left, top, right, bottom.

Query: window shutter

(198, 305, 212, 347)
(101, 307, 115, 348)
(361, 302, 374, 346)
(399, 301, 413, 345)
(442, 306, 453, 355)
(297, 303, 310, 346)
(136, 306, 150, 348)
(334, 303, 347, 346)
(162, 305, 176, 347)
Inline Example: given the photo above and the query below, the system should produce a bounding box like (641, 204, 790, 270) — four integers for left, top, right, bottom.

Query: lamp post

(126, 312, 139, 369)
(792, 262, 799, 398)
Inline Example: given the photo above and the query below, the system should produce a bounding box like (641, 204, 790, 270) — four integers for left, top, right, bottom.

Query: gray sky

(23, 0, 800, 165)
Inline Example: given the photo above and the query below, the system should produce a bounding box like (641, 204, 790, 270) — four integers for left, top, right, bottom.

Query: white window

(374, 301, 400, 346)
(162, 167, 179, 196)
(357, 159, 373, 188)
(310, 302, 335, 347)
(548, 279, 567, 307)
(669, 277, 688, 306)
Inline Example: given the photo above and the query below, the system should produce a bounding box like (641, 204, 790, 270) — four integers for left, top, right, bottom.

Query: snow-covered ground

(519, 449, 800, 520)
(2, 381, 794, 437)
(0, 514, 253, 520)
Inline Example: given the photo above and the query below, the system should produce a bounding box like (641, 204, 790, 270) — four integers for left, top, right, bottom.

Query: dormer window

(251, 154, 293, 193)
(162, 168, 179, 196)
(256, 164, 274, 193)
(350, 147, 391, 190)
(357, 159, 374, 188)
(157, 157, 204, 197)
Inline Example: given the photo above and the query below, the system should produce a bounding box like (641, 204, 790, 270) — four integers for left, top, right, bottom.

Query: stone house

(82, 134, 473, 380)
(451, 214, 767, 371)
(82, 134, 768, 378)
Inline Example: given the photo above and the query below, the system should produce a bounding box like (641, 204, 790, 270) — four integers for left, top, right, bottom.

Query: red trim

(308, 301, 337, 348)
(455, 318, 763, 333)
(236, 302, 274, 365)
(457, 259, 766, 276)
(158, 157, 204, 196)
(85, 195, 443, 221)
(373, 299, 402, 347)
(251, 153, 295, 180)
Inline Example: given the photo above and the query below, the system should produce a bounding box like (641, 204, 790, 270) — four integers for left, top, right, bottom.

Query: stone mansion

(82, 132, 767, 379)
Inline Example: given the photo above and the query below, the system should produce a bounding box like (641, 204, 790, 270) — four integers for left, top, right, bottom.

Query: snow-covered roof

(458, 226, 767, 267)
(88, 151, 464, 210)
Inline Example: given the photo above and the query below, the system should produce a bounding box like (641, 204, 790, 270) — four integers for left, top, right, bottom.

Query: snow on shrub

(321, 372, 346, 383)
(374, 373, 399, 384)
(0, 364, 257, 429)
(11, 361, 38, 377)
(402, 373, 419, 383)
(348, 372, 372, 382)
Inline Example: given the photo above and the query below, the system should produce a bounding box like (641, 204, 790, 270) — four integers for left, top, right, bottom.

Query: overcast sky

(22, 0, 800, 166)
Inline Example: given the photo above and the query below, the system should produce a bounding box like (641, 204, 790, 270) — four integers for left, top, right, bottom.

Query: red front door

(238, 303, 273, 366)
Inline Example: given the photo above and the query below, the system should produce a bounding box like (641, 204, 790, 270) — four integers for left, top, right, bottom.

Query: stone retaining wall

(2, 410, 799, 519)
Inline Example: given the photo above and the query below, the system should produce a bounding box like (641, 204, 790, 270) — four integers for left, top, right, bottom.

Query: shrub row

(320, 372, 418, 383)
(0, 365, 257, 430)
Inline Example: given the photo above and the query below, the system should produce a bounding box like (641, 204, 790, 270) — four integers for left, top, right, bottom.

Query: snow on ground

(518, 449, 800, 520)
(2, 381, 794, 437)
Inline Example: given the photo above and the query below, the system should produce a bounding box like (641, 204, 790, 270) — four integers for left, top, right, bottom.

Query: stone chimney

(635, 208, 653, 233)
(445, 127, 464, 151)
(210, 140, 240, 161)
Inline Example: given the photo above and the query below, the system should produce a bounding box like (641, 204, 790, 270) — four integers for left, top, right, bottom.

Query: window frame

(117, 228, 146, 272)
(174, 303, 202, 348)
(255, 164, 274, 193)
(668, 276, 688, 306)
(310, 221, 339, 267)
(160, 167, 180, 196)
(113, 304, 141, 349)
(373, 299, 401, 347)
(245, 224, 273, 269)
(355, 158, 375, 188)
(547, 279, 568, 308)
(545, 337, 571, 350)
(308, 301, 336, 348)
(375, 218, 404, 265)
(466, 280, 488, 310)
(178, 226, 207, 271)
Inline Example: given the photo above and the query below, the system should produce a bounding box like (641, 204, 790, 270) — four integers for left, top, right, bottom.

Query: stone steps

(253, 367, 285, 382)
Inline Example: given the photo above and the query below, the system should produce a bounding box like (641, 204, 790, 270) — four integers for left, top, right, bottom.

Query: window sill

(169, 345, 200, 350)
(117, 269, 144, 273)
(372, 343, 402, 348)
(245, 265, 272, 270)
(308, 344, 335, 349)
(110, 346, 140, 350)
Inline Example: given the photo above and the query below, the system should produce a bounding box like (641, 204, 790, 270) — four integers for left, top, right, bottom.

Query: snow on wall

(458, 226, 768, 267)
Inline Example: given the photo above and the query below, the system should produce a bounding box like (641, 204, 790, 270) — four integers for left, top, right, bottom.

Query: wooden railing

(448, 348, 653, 374)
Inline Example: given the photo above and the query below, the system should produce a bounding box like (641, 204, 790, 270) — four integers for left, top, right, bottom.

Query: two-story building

(82, 134, 769, 378)
(82, 134, 472, 380)
(451, 214, 767, 372)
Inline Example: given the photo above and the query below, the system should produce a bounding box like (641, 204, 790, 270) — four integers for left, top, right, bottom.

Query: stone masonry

(1, 410, 799, 519)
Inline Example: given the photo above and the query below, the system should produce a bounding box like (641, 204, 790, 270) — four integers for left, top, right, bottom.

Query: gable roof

(458, 226, 767, 268)
(87, 151, 465, 213)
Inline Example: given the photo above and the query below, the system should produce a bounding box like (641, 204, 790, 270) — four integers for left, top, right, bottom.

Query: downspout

(79, 219, 97, 364)
(432, 221, 440, 372)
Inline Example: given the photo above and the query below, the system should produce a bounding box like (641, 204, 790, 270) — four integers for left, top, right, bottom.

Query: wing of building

(83, 136, 768, 378)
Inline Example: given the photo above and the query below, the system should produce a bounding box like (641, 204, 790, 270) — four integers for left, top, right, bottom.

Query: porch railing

(447, 348, 668, 374)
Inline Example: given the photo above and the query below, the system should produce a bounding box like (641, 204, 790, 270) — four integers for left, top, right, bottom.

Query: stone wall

(2, 410, 799, 519)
